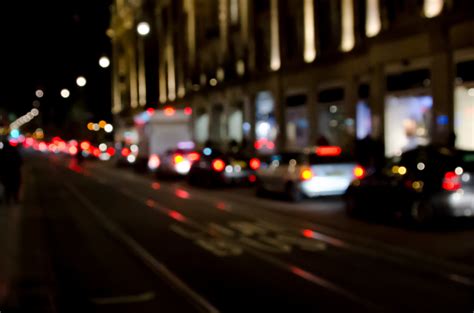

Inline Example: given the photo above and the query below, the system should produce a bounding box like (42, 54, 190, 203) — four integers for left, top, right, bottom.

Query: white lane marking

(64, 182, 220, 313)
(91, 291, 155, 305)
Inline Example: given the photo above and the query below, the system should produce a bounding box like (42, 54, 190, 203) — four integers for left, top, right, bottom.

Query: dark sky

(0, 0, 112, 127)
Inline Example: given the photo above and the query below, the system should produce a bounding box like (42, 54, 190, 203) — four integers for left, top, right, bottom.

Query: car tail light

(442, 171, 461, 191)
(212, 159, 226, 172)
(187, 152, 201, 162)
(121, 148, 131, 157)
(80, 141, 90, 151)
(173, 154, 185, 164)
(300, 168, 313, 181)
(164, 106, 176, 116)
(315, 146, 342, 157)
(106, 147, 116, 156)
(353, 165, 366, 179)
(148, 154, 161, 170)
(249, 158, 261, 170)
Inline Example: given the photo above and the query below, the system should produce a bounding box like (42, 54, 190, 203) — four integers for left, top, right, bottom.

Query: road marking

(64, 182, 220, 313)
(91, 291, 155, 305)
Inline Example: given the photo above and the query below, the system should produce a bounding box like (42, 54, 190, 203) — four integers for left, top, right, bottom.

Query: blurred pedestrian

(0, 140, 23, 205)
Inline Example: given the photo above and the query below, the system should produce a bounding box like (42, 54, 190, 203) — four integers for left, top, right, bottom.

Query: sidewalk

(0, 164, 57, 312)
(0, 201, 21, 308)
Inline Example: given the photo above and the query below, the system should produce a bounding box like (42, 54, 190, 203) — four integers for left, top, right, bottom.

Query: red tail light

(315, 146, 342, 157)
(164, 106, 176, 116)
(249, 158, 261, 170)
(353, 165, 366, 179)
(106, 147, 116, 156)
(212, 159, 226, 172)
(187, 152, 201, 162)
(121, 148, 131, 157)
(442, 171, 461, 191)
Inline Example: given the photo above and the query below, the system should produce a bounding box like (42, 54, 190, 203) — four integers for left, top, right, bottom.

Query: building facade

(109, 0, 474, 156)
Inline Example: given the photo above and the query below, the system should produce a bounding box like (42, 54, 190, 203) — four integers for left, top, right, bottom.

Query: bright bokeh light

(99, 56, 110, 68)
(137, 22, 151, 36)
(35, 89, 44, 98)
(164, 107, 176, 116)
(341, 0, 355, 52)
(60, 89, 70, 98)
(76, 76, 87, 87)
(104, 124, 114, 133)
(424, 0, 444, 18)
(303, 0, 317, 63)
(99, 120, 107, 128)
(353, 165, 365, 179)
(365, 0, 381, 38)
(212, 159, 226, 172)
(148, 154, 161, 170)
(301, 169, 313, 181)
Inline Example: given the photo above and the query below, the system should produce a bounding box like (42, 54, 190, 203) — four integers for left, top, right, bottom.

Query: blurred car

(187, 147, 260, 187)
(344, 145, 474, 222)
(256, 146, 360, 201)
(149, 148, 200, 177)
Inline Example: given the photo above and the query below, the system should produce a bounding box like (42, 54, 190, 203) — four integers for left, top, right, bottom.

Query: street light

(137, 22, 151, 36)
(76, 76, 87, 87)
(60, 89, 70, 98)
(35, 89, 44, 98)
(99, 56, 110, 68)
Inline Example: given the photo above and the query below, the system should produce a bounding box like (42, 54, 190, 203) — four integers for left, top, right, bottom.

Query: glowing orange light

(80, 141, 91, 151)
(301, 169, 313, 181)
(353, 165, 365, 179)
(315, 146, 342, 156)
(249, 158, 261, 170)
(164, 106, 176, 116)
(173, 154, 185, 164)
(186, 152, 200, 162)
(212, 159, 226, 172)
(146, 199, 156, 207)
(168, 210, 186, 222)
(121, 148, 131, 157)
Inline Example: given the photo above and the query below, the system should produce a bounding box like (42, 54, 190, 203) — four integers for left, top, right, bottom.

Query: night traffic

(0, 0, 473, 312)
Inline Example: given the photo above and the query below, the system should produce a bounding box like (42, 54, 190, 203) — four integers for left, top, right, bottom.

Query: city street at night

(1, 0, 474, 312)
(1, 153, 473, 312)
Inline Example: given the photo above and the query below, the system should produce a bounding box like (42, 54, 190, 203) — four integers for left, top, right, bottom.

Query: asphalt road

(7, 153, 474, 312)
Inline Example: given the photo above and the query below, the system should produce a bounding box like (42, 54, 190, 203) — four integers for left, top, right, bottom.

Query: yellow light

(303, 0, 317, 63)
(301, 169, 313, 181)
(424, 0, 444, 18)
(99, 120, 107, 128)
(365, 0, 381, 37)
(391, 166, 399, 174)
(398, 166, 407, 175)
(87, 122, 94, 131)
(412, 181, 424, 191)
(341, 0, 355, 52)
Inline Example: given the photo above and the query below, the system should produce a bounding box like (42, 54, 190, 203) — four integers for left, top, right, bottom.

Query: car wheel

(411, 200, 433, 224)
(286, 182, 303, 202)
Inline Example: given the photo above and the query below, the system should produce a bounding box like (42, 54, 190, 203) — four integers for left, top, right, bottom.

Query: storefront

(384, 69, 433, 157)
(285, 94, 309, 149)
(255, 91, 277, 153)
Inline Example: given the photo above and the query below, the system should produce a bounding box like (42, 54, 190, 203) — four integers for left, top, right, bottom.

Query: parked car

(344, 145, 474, 222)
(187, 147, 260, 187)
(256, 146, 360, 201)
